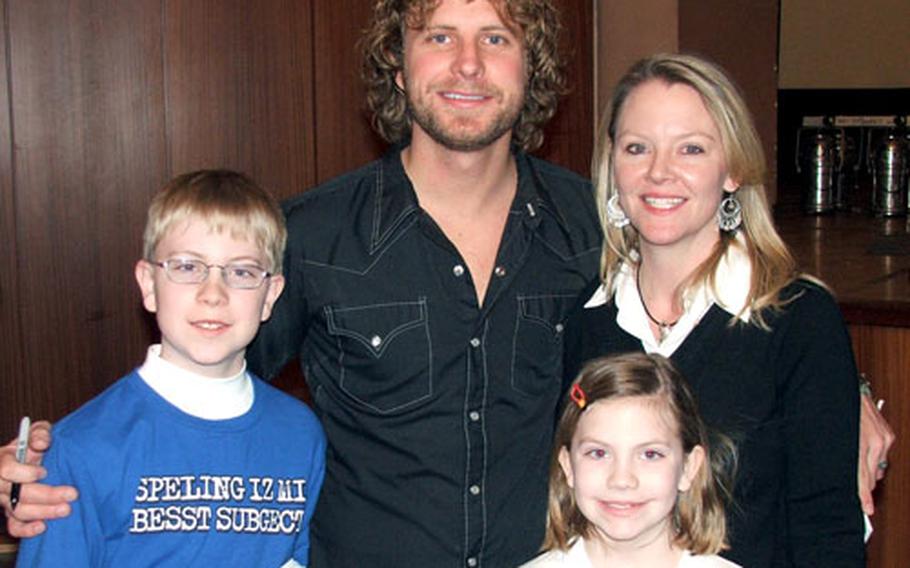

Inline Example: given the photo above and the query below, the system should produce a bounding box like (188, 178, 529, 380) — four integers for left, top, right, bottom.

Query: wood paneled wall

(594, 0, 779, 203)
(677, 0, 779, 203)
(849, 323, 909, 568)
(0, 0, 592, 440)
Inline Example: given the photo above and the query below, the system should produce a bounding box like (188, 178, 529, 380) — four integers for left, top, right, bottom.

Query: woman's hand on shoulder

(857, 388, 896, 515)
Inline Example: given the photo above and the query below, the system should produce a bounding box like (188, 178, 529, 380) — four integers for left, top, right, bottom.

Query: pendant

(658, 323, 673, 343)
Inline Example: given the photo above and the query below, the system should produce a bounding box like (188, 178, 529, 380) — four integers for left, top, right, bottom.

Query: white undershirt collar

(137, 344, 254, 419)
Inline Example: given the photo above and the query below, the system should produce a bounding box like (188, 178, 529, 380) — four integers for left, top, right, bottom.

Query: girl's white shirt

(137, 344, 254, 419)
(583, 236, 753, 357)
(520, 538, 742, 568)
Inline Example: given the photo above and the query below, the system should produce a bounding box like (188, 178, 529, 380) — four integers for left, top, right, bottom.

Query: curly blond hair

(361, 0, 566, 152)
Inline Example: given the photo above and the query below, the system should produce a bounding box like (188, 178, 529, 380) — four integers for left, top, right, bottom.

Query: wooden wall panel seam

(0, 0, 26, 439)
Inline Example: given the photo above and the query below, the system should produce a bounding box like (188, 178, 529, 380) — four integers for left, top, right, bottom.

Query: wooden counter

(777, 211, 908, 568)
(777, 212, 910, 326)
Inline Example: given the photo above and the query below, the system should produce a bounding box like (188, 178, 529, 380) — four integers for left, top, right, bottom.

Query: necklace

(636, 267, 680, 343)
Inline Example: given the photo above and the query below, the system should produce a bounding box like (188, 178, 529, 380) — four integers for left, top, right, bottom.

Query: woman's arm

(777, 283, 864, 566)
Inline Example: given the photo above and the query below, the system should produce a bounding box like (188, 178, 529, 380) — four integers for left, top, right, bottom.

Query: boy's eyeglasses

(151, 259, 271, 289)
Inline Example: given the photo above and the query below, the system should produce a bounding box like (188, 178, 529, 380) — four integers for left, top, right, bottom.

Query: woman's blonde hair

(142, 170, 287, 274)
(543, 353, 736, 555)
(360, 0, 567, 152)
(594, 53, 801, 327)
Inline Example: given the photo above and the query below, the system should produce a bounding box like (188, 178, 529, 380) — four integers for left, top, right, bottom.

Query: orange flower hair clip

(570, 384, 587, 410)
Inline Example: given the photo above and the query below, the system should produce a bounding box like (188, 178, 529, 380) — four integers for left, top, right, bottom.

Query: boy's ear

(679, 445, 706, 492)
(135, 260, 158, 313)
(557, 446, 575, 489)
(259, 274, 285, 322)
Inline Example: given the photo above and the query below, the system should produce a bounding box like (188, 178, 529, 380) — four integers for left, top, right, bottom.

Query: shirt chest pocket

(510, 294, 574, 397)
(325, 299, 432, 414)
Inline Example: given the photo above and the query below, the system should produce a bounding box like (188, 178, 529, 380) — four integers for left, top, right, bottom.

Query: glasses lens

(164, 259, 207, 284)
(223, 264, 267, 289)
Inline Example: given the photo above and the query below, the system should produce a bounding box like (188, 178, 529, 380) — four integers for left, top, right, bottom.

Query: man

(1, 0, 895, 565)
(247, 1, 599, 564)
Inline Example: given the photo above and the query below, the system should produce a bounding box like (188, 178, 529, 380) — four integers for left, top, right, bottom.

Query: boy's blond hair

(544, 353, 736, 555)
(142, 170, 287, 273)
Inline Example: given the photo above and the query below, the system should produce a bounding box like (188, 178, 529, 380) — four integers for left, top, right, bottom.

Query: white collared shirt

(521, 537, 741, 567)
(584, 237, 753, 357)
(137, 344, 254, 419)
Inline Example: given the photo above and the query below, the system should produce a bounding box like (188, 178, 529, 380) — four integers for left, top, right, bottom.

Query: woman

(563, 53, 865, 566)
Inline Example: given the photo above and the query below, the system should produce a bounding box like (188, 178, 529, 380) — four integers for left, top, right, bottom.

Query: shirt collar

(584, 235, 753, 356)
(513, 150, 580, 239)
(370, 145, 423, 253)
(710, 235, 753, 321)
(370, 144, 578, 250)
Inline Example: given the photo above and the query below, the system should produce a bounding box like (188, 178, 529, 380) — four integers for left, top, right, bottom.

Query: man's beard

(405, 81, 525, 152)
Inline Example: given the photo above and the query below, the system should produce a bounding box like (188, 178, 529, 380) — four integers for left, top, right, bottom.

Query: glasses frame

(150, 258, 272, 290)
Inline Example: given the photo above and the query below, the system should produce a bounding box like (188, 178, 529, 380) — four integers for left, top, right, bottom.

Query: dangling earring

(606, 194, 630, 228)
(716, 191, 742, 232)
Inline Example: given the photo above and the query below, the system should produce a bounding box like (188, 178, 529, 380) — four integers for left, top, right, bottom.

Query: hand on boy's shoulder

(1, 420, 78, 537)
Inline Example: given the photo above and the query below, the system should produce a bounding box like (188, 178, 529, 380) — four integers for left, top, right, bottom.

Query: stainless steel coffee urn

(796, 117, 843, 214)
(835, 130, 860, 210)
(869, 117, 908, 217)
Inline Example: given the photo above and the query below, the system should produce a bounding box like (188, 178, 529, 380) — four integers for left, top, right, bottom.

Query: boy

(15, 170, 325, 567)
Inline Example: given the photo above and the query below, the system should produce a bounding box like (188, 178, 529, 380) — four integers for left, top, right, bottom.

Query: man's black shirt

(248, 147, 600, 567)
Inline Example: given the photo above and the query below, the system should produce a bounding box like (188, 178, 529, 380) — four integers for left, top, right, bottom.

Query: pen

(10, 416, 30, 511)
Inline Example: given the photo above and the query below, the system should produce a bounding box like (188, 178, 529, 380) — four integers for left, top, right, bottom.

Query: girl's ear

(679, 445, 706, 492)
(558, 446, 575, 489)
(135, 260, 158, 313)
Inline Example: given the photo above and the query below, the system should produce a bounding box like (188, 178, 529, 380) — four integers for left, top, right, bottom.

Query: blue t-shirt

(16, 370, 326, 567)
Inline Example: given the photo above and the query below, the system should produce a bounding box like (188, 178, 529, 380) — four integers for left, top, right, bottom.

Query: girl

(524, 353, 738, 567)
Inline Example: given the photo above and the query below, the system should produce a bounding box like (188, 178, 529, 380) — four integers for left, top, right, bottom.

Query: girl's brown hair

(544, 353, 736, 555)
